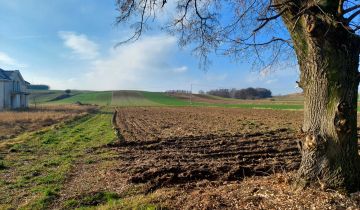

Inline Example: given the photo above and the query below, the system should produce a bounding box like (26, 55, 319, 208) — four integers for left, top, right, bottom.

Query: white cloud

(39, 34, 192, 90)
(0, 51, 17, 66)
(80, 35, 180, 90)
(265, 79, 278, 84)
(172, 66, 188, 73)
(0, 51, 27, 68)
(59, 31, 99, 59)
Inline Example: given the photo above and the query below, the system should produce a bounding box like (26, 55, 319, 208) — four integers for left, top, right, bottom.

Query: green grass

(111, 90, 160, 106)
(49, 91, 112, 105)
(0, 108, 168, 209)
(111, 91, 192, 107)
(142, 91, 190, 106)
(29, 89, 305, 110)
(0, 110, 117, 209)
(192, 102, 304, 110)
(29, 90, 65, 104)
(63, 191, 120, 209)
(29, 90, 112, 105)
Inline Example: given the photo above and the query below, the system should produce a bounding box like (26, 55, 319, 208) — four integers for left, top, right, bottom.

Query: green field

(29, 90, 65, 104)
(29, 89, 305, 110)
(193, 102, 304, 110)
(141, 91, 190, 106)
(111, 91, 160, 106)
(51, 91, 113, 105)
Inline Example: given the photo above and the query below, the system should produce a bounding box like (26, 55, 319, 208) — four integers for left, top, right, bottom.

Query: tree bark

(282, 7, 360, 191)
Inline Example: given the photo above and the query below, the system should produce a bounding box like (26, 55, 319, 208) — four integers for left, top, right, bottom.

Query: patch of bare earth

(157, 172, 360, 209)
(59, 107, 360, 209)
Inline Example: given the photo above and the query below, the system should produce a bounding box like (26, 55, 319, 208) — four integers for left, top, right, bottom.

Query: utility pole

(190, 83, 192, 105)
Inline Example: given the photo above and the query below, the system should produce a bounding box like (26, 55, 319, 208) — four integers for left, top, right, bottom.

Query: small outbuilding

(0, 68, 30, 110)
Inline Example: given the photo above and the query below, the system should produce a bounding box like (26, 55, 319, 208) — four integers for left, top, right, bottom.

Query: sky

(0, 0, 300, 95)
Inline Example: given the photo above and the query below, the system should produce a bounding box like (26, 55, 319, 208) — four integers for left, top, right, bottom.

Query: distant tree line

(165, 90, 191, 94)
(28, 84, 50, 90)
(206, 88, 272, 99)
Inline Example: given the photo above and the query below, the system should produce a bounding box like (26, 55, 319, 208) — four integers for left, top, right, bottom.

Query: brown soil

(59, 107, 360, 209)
(115, 107, 302, 141)
(112, 107, 303, 192)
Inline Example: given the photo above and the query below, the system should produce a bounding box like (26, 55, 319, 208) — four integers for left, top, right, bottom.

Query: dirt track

(113, 107, 304, 192)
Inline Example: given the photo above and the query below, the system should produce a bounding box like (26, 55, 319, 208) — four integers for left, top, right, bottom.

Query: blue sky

(0, 0, 300, 95)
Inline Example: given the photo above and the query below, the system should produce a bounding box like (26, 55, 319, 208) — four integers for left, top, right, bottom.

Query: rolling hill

(28, 89, 305, 110)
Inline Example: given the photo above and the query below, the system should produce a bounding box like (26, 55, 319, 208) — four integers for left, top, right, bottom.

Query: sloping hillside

(111, 91, 159, 106)
(52, 91, 112, 105)
(28, 90, 305, 110)
(29, 90, 112, 105)
(29, 90, 189, 106)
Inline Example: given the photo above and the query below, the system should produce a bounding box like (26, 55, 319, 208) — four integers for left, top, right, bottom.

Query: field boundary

(111, 108, 125, 143)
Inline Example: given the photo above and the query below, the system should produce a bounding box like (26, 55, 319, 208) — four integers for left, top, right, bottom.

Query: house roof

(0, 68, 11, 80)
(4, 70, 16, 78)
(0, 69, 26, 83)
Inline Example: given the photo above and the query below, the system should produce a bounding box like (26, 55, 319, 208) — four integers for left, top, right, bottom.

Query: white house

(0, 68, 30, 110)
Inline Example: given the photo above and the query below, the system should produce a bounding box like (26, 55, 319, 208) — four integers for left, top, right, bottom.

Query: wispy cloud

(265, 79, 278, 84)
(0, 51, 17, 66)
(172, 66, 188, 73)
(0, 51, 26, 68)
(58, 31, 99, 59)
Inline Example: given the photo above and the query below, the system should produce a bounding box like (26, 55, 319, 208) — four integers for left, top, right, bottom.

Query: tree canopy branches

(115, 0, 360, 68)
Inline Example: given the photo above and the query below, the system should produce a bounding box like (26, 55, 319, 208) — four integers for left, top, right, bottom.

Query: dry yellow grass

(0, 105, 96, 140)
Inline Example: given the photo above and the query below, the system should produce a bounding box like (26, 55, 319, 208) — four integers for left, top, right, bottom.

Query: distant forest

(205, 88, 272, 99)
(28, 84, 50, 90)
(166, 88, 272, 100)
(165, 90, 192, 94)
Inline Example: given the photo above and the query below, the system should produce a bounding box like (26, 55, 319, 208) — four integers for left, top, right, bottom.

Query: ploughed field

(114, 107, 306, 192)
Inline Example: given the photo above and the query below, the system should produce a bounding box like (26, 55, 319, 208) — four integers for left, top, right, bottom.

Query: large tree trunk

(282, 7, 360, 191)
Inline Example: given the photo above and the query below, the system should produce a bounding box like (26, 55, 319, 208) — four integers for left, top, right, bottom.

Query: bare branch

(253, 9, 286, 33)
(114, 0, 298, 69)
(343, 4, 360, 14)
(346, 9, 360, 23)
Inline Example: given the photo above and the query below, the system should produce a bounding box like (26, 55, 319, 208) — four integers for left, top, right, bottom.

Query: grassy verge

(0, 110, 116, 209)
(0, 108, 164, 209)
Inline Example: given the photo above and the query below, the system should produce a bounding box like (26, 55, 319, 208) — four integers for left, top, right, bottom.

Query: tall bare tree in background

(115, 0, 360, 191)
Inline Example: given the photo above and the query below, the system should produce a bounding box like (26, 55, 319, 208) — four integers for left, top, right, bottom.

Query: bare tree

(115, 0, 360, 192)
